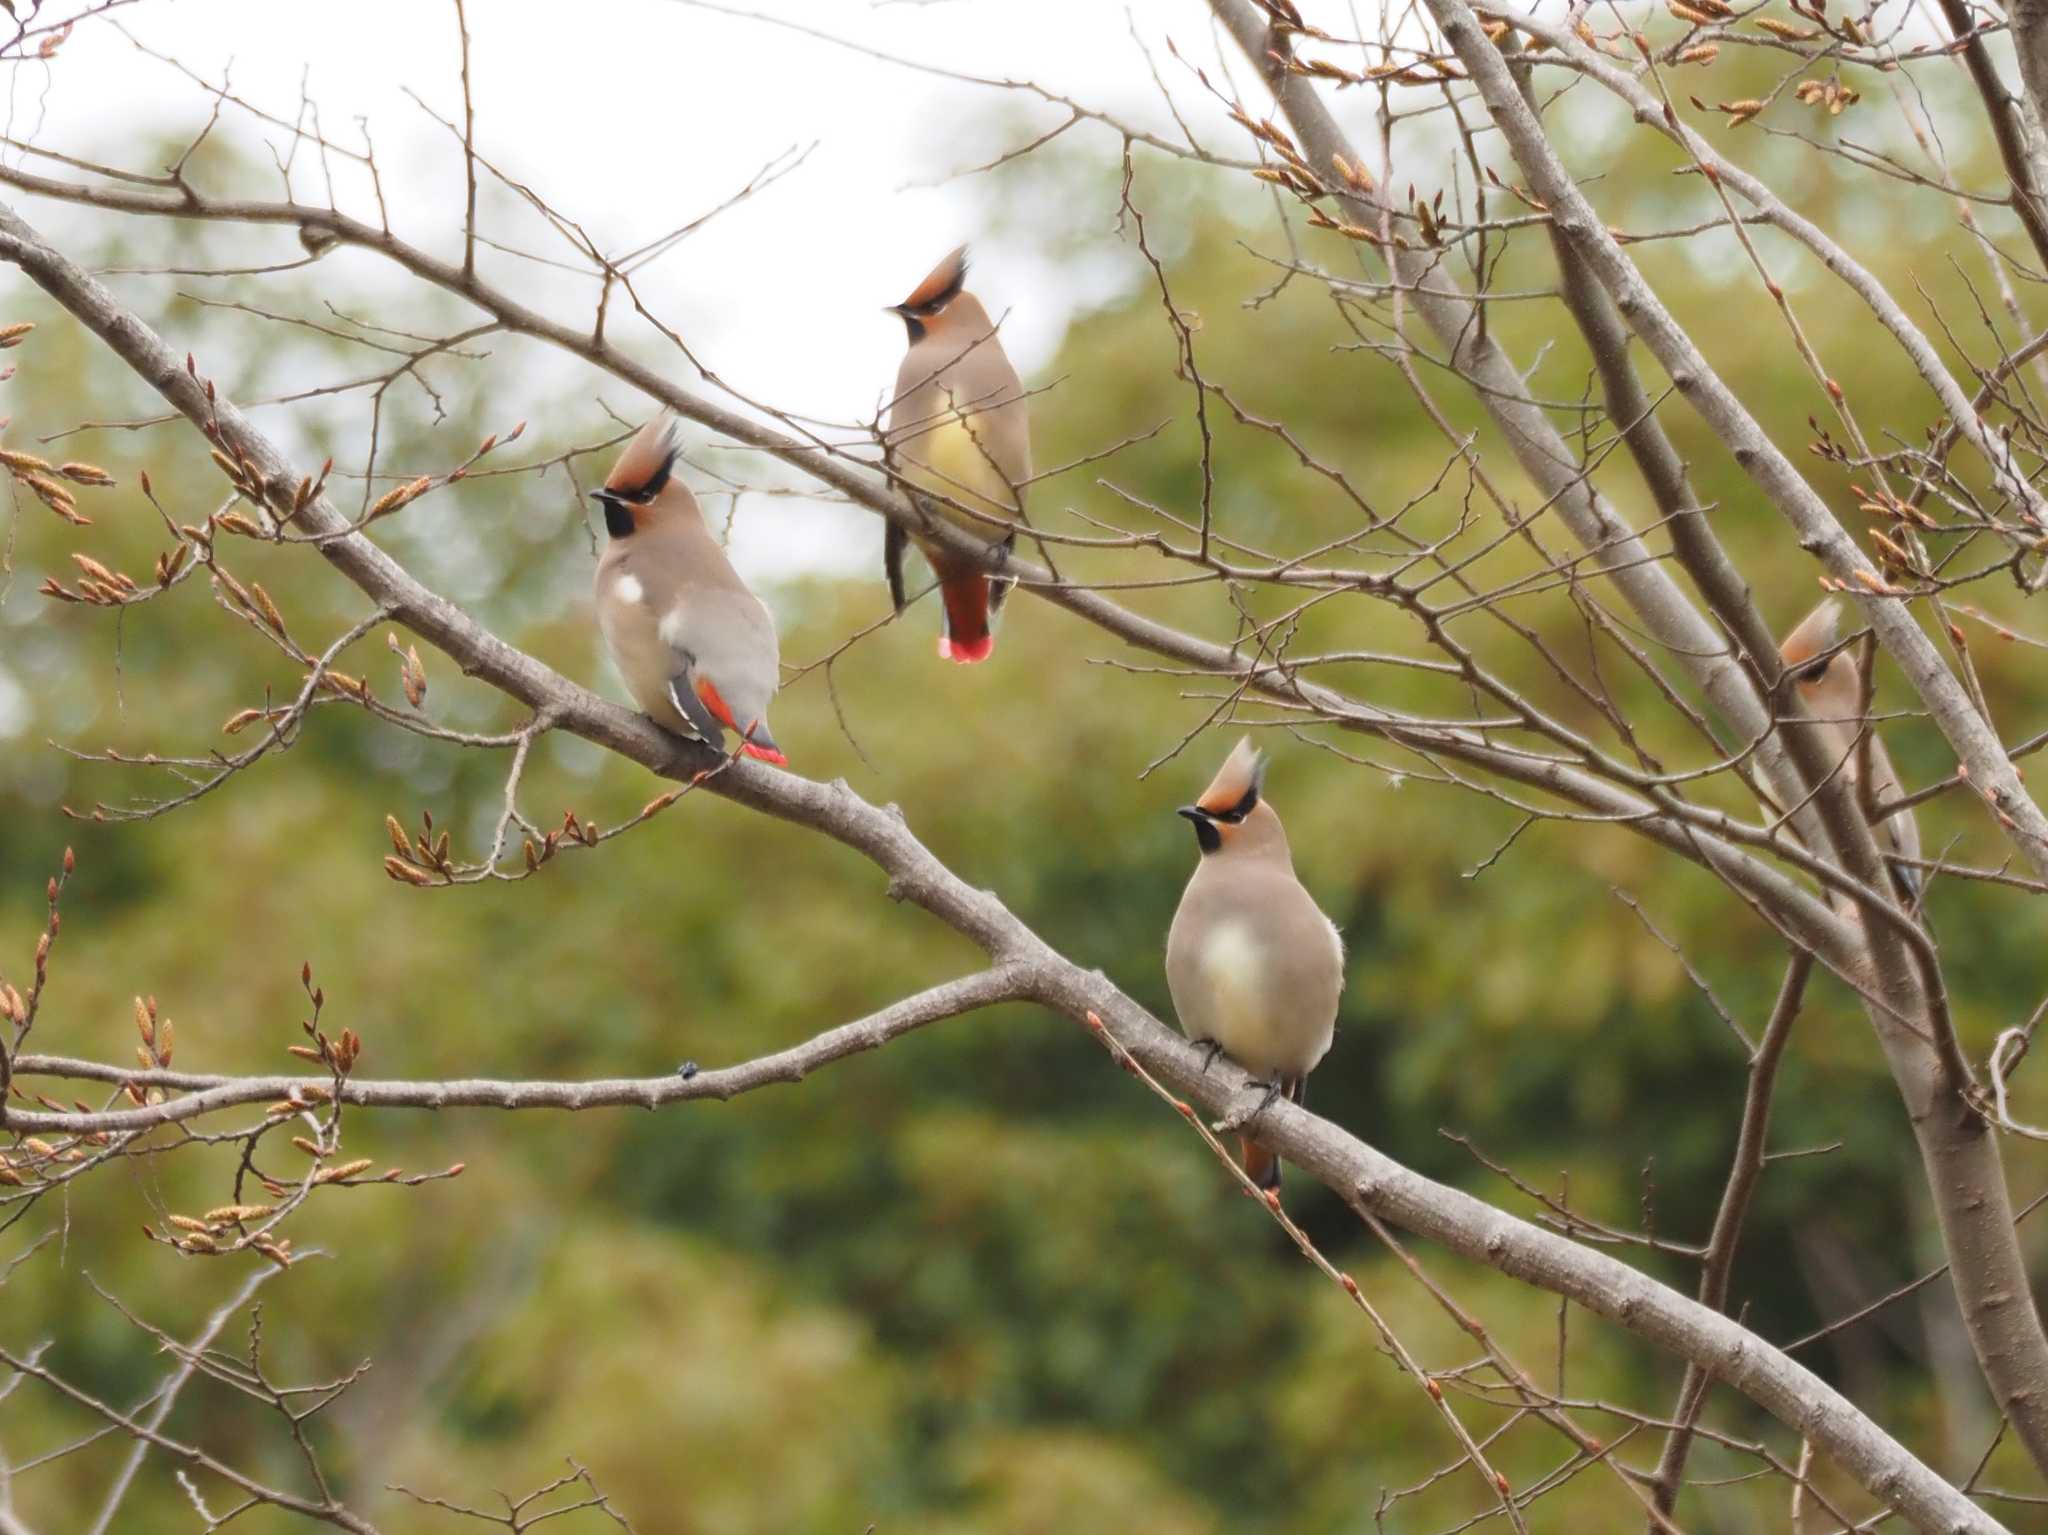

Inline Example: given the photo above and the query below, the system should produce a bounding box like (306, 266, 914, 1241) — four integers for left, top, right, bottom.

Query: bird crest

(1195, 736, 1267, 819)
(602, 415, 680, 503)
(1780, 598, 1845, 683)
(897, 245, 970, 316)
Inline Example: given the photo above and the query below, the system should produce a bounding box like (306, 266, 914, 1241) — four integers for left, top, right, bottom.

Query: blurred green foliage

(5, 60, 2048, 1531)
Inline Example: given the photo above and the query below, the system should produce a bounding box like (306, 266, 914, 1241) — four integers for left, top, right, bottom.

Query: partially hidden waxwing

(883, 245, 1030, 664)
(592, 416, 787, 766)
(1165, 738, 1345, 1192)
(1780, 599, 1919, 899)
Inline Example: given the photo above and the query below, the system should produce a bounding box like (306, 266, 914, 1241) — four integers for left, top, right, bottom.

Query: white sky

(6, 0, 1296, 580)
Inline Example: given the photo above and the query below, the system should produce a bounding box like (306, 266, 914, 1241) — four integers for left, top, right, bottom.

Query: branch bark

(1391, 0, 2048, 1476)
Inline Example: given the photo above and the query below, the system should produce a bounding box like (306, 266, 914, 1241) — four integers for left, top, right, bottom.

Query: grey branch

(0, 197, 2009, 1535)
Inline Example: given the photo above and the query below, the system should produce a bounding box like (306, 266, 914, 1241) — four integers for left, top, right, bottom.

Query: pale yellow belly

(1182, 923, 1332, 1080)
(904, 416, 1016, 538)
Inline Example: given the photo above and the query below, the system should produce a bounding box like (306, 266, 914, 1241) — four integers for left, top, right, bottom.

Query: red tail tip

(741, 742, 789, 767)
(937, 633, 995, 664)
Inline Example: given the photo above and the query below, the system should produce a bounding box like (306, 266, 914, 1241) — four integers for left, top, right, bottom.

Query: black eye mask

(1210, 783, 1260, 824)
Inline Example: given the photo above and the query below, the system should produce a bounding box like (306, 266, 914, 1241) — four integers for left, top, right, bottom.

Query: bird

(883, 245, 1030, 664)
(1779, 599, 1920, 900)
(591, 415, 787, 766)
(1166, 737, 1345, 1192)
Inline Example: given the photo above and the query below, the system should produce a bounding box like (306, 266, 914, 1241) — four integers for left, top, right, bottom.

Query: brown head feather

(1195, 736, 1267, 816)
(897, 245, 970, 315)
(1779, 598, 1841, 669)
(603, 415, 680, 500)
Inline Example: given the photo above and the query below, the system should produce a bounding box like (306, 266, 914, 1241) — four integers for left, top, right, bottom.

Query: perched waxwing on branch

(883, 245, 1031, 664)
(1780, 599, 1920, 900)
(1166, 737, 1345, 1192)
(592, 416, 787, 766)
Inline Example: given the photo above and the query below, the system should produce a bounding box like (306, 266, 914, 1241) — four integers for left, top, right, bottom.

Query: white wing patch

(657, 606, 690, 652)
(612, 573, 645, 606)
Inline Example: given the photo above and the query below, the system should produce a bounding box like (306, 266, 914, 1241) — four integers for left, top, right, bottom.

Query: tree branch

(0, 193, 2006, 1534)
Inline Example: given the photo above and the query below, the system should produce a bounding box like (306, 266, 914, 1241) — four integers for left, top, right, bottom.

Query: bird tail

(694, 675, 788, 767)
(738, 718, 787, 767)
(1241, 1138, 1282, 1192)
(937, 574, 996, 664)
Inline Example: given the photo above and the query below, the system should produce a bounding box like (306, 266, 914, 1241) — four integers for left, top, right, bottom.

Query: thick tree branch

(1204, 0, 1833, 860)
(0, 198, 2006, 1535)
(1405, 0, 2048, 1476)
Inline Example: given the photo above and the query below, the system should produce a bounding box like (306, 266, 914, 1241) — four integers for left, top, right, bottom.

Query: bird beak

(1176, 806, 1209, 824)
(1178, 804, 1221, 853)
(590, 490, 616, 505)
(884, 304, 907, 316)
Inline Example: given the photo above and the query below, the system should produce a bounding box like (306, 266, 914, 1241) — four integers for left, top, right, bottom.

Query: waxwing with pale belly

(883, 245, 1030, 663)
(1165, 737, 1344, 1191)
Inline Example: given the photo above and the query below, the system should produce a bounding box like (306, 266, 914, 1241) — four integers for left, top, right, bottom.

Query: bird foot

(1193, 1038, 1226, 1074)
(676, 1060, 699, 1080)
(1215, 1078, 1284, 1135)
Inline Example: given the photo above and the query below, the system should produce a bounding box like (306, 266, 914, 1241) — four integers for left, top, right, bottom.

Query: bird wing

(660, 587, 781, 741)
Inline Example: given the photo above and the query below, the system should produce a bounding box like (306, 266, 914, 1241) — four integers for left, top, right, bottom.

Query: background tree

(4, 0, 2048, 1529)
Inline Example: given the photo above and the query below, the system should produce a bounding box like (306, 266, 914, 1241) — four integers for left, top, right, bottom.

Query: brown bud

(203, 1204, 275, 1224)
(0, 447, 51, 475)
(367, 475, 432, 521)
(248, 582, 286, 634)
(0, 322, 34, 348)
(383, 855, 434, 887)
(57, 462, 114, 487)
(402, 645, 426, 707)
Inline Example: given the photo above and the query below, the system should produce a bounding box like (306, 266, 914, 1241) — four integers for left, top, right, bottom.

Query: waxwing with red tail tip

(593, 416, 787, 766)
(882, 245, 1031, 664)
(1165, 737, 1345, 1193)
